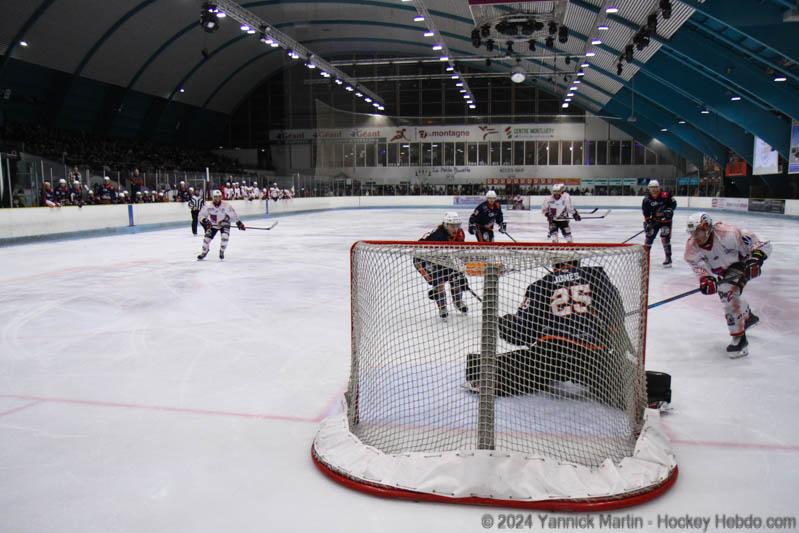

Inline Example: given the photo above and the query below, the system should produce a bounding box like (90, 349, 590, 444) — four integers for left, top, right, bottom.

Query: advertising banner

(790, 120, 799, 174)
(753, 136, 779, 175)
(748, 198, 785, 214)
(711, 198, 749, 211)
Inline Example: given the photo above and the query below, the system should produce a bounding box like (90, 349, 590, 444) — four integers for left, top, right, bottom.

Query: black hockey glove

(236, 220, 246, 231)
(499, 222, 507, 233)
(744, 249, 767, 280)
(699, 276, 717, 295)
(468, 223, 477, 235)
(573, 212, 581, 222)
(201, 218, 211, 231)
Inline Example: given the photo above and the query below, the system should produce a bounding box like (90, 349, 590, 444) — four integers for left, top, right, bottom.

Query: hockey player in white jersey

(197, 190, 246, 260)
(541, 183, 581, 242)
(684, 213, 771, 358)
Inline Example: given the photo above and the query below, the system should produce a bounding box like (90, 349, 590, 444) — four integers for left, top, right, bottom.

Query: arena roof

(1, 0, 797, 163)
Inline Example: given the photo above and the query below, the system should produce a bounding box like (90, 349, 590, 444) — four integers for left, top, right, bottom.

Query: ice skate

(726, 334, 749, 358)
(745, 312, 759, 330)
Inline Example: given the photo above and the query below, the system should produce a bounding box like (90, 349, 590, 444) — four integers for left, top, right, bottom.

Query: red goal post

(312, 240, 676, 510)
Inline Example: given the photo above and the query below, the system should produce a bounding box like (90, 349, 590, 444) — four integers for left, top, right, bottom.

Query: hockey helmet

(552, 183, 565, 193)
(211, 189, 223, 198)
(188, 187, 194, 192)
(486, 190, 498, 200)
(648, 180, 660, 188)
(443, 211, 461, 226)
(59, 178, 67, 185)
(686, 212, 712, 234)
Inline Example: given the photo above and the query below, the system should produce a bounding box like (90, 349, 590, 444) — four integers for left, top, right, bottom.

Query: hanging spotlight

(548, 21, 557, 35)
(485, 39, 495, 52)
(506, 40, 514, 55)
(625, 44, 634, 62)
(471, 28, 481, 48)
(545, 36, 554, 49)
(481, 24, 491, 38)
(577, 70, 585, 76)
(511, 58, 526, 83)
(678, 119, 686, 124)
(528, 39, 535, 52)
(774, 75, 787, 82)
(200, 2, 220, 33)
(659, 0, 672, 19)
(647, 13, 658, 32)
(558, 25, 569, 44)
(700, 107, 710, 114)
(617, 62, 623, 76)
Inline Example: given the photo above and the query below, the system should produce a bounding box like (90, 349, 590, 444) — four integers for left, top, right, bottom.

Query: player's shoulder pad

(661, 191, 671, 199)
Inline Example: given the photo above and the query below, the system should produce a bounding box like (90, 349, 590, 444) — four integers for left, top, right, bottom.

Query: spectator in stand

(99, 177, 116, 204)
(54, 179, 71, 205)
(176, 181, 191, 202)
(69, 167, 81, 182)
(269, 183, 280, 202)
(13, 189, 26, 208)
(41, 182, 59, 207)
(70, 180, 84, 207)
(249, 181, 261, 200)
(130, 167, 143, 195)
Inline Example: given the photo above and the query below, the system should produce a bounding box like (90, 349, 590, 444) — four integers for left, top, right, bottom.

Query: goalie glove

(699, 276, 717, 295)
(236, 220, 246, 231)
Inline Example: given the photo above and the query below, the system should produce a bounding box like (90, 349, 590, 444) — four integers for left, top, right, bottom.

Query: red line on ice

(0, 394, 318, 423)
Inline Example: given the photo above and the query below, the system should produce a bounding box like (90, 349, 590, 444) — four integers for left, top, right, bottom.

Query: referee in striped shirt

(188, 187, 205, 235)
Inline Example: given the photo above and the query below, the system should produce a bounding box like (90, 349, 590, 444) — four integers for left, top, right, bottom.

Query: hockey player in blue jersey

(642, 180, 676, 267)
(414, 212, 468, 320)
(468, 190, 506, 242)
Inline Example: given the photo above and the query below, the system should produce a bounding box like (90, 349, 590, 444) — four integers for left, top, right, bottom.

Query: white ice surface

(0, 207, 797, 533)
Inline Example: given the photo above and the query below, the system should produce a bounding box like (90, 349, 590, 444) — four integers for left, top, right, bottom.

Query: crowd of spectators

(38, 176, 294, 208)
(1, 122, 242, 173)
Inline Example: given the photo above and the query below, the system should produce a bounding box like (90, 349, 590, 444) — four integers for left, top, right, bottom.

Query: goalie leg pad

(646, 371, 672, 407)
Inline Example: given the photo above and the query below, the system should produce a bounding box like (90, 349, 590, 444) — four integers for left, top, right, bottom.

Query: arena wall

(1, 196, 796, 245)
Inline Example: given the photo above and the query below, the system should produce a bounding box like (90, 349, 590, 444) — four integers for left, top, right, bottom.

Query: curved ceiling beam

(642, 53, 789, 157)
(609, 88, 726, 163)
(602, 99, 703, 165)
(678, 0, 799, 66)
(0, 0, 58, 81)
(658, 28, 799, 119)
(127, 24, 195, 90)
(127, 0, 478, 99)
(74, 0, 158, 76)
(557, 68, 723, 162)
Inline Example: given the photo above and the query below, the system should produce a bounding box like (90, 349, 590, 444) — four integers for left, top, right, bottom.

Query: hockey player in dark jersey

(468, 190, 505, 242)
(642, 180, 676, 267)
(413, 212, 469, 320)
(465, 258, 636, 409)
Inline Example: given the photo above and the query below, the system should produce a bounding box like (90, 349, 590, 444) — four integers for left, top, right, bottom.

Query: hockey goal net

(312, 241, 677, 510)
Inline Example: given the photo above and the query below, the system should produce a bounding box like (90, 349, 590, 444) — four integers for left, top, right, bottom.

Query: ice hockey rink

(0, 207, 797, 533)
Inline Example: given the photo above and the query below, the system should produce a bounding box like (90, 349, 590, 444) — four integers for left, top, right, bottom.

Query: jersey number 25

(550, 284, 592, 317)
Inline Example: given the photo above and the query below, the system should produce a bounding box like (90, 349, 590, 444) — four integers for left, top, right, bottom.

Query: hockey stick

(645, 241, 770, 311)
(554, 210, 611, 221)
(622, 229, 645, 244)
(246, 220, 279, 230)
(500, 229, 518, 243)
